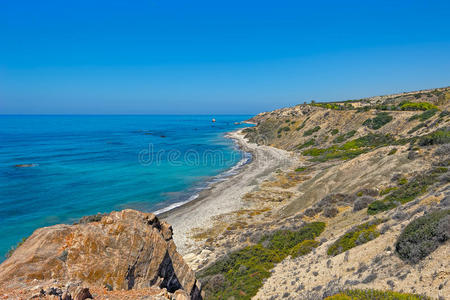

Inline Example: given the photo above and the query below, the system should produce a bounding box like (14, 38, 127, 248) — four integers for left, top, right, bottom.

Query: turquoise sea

(0, 115, 252, 259)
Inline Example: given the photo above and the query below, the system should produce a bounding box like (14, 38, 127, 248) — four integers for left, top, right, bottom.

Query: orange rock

(0, 209, 201, 299)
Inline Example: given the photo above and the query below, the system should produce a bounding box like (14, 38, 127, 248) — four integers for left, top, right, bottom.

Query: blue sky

(1, 0, 449, 114)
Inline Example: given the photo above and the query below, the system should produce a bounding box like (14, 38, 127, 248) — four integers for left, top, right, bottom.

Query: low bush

(311, 102, 346, 110)
(290, 239, 319, 258)
(277, 126, 290, 133)
(264, 222, 326, 255)
(400, 101, 438, 111)
(198, 222, 325, 299)
(388, 148, 398, 155)
(331, 129, 339, 135)
(407, 123, 426, 134)
(333, 130, 356, 143)
(353, 196, 376, 211)
(323, 206, 339, 218)
(325, 289, 432, 300)
(417, 128, 450, 146)
(304, 134, 396, 162)
(396, 209, 449, 264)
(327, 220, 381, 256)
(380, 186, 398, 196)
(303, 126, 321, 136)
(297, 139, 315, 149)
(363, 112, 393, 130)
(368, 167, 447, 215)
(408, 108, 438, 122)
(296, 117, 310, 131)
(295, 167, 308, 172)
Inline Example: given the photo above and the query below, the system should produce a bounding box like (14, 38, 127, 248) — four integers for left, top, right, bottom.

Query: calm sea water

(0, 115, 252, 259)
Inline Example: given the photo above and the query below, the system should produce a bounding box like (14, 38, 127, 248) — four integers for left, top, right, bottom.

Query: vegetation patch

(290, 239, 319, 258)
(325, 289, 432, 300)
(331, 129, 339, 135)
(417, 128, 450, 146)
(296, 117, 310, 131)
(396, 209, 449, 264)
(408, 108, 439, 122)
(297, 139, 315, 149)
(198, 222, 325, 300)
(303, 126, 321, 136)
(311, 102, 353, 110)
(363, 112, 393, 130)
(333, 130, 356, 143)
(408, 123, 426, 134)
(327, 220, 381, 256)
(368, 167, 447, 215)
(277, 126, 291, 134)
(295, 167, 308, 172)
(400, 101, 438, 111)
(388, 148, 398, 155)
(380, 186, 398, 196)
(303, 134, 395, 162)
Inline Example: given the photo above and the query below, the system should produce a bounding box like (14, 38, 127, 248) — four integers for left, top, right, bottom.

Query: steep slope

(0, 209, 201, 300)
(195, 86, 450, 299)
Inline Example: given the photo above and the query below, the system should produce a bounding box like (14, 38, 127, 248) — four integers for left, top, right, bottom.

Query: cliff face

(0, 209, 201, 299)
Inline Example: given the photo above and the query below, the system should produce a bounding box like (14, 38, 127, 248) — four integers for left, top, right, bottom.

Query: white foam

(153, 134, 252, 215)
(153, 194, 199, 215)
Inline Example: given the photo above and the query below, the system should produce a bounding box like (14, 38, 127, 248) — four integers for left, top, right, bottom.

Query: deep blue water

(0, 115, 252, 259)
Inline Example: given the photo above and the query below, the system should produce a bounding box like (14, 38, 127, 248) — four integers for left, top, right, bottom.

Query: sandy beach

(161, 129, 298, 255)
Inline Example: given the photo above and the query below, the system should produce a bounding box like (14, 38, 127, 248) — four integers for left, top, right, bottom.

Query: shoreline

(161, 128, 296, 255)
(157, 129, 255, 218)
(154, 131, 253, 216)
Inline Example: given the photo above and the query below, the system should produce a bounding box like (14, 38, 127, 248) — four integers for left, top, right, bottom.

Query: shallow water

(0, 115, 252, 259)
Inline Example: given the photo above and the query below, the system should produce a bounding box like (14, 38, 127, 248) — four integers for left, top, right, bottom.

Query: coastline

(161, 128, 297, 255)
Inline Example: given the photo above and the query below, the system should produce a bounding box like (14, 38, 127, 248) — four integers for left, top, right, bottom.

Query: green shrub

(408, 108, 439, 122)
(333, 130, 356, 143)
(380, 186, 398, 196)
(368, 168, 447, 215)
(396, 209, 450, 264)
(296, 117, 310, 131)
(303, 126, 321, 136)
(264, 222, 325, 255)
(304, 134, 396, 162)
(290, 239, 319, 258)
(311, 102, 343, 110)
(325, 289, 432, 300)
(418, 128, 450, 146)
(331, 129, 339, 135)
(398, 177, 408, 185)
(295, 167, 308, 172)
(388, 148, 398, 155)
(198, 222, 325, 299)
(297, 139, 315, 149)
(277, 126, 290, 133)
(400, 102, 438, 111)
(198, 244, 281, 300)
(439, 110, 449, 118)
(408, 123, 426, 134)
(363, 112, 393, 130)
(327, 220, 381, 256)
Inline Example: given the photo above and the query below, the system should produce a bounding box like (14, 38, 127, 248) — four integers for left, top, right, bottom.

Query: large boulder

(0, 209, 201, 299)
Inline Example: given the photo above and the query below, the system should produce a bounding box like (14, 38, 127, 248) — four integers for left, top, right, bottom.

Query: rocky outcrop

(0, 209, 201, 299)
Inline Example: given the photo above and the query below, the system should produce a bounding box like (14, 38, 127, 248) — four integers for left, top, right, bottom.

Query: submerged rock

(0, 209, 201, 299)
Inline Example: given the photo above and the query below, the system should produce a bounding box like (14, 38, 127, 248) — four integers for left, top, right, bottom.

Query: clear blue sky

(1, 0, 449, 114)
